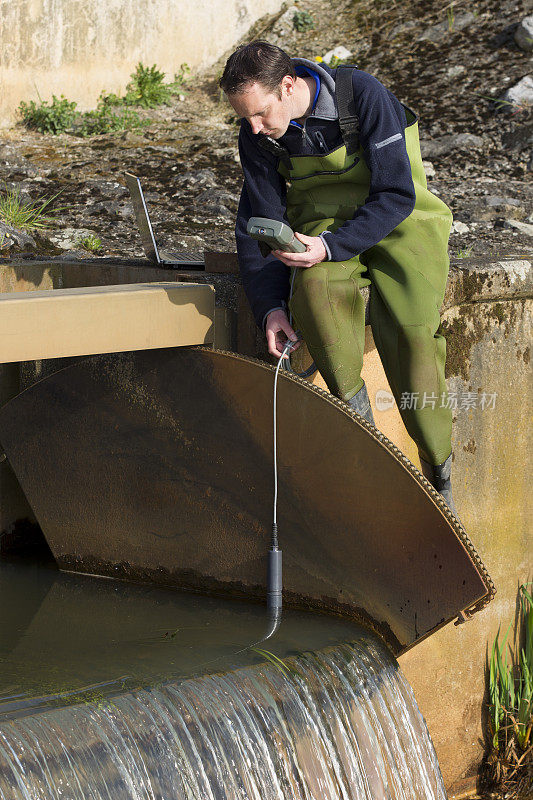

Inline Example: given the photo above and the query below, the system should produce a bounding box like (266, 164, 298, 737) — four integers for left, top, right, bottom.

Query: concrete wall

(0, 0, 283, 126)
(399, 293, 531, 795)
(291, 256, 532, 793)
(0, 253, 531, 793)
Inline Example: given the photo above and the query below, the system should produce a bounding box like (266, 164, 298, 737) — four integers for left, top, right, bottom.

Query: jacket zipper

(300, 120, 315, 149)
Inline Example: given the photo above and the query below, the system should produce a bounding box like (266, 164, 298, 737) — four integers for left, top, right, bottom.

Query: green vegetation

(446, 4, 455, 31)
(328, 55, 350, 67)
(18, 92, 147, 137)
(77, 99, 146, 136)
(77, 234, 102, 253)
(293, 10, 315, 31)
(251, 647, 298, 679)
(485, 583, 533, 797)
(122, 62, 190, 108)
(0, 185, 65, 230)
(474, 92, 531, 115)
(456, 247, 474, 258)
(18, 94, 78, 134)
(18, 62, 190, 136)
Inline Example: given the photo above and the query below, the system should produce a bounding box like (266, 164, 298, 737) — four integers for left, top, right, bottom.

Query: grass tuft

(484, 583, 533, 797)
(456, 247, 474, 259)
(0, 185, 66, 230)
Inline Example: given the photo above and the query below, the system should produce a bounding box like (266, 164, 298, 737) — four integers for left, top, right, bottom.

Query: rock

(2, 183, 33, 205)
(446, 65, 466, 79)
(514, 15, 533, 51)
(187, 203, 233, 222)
(86, 179, 128, 199)
(389, 20, 416, 38)
(502, 74, 533, 107)
(55, 249, 92, 260)
(422, 160, 436, 178)
(452, 220, 470, 234)
(211, 146, 240, 163)
(323, 46, 352, 65)
(196, 189, 237, 207)
(47, 227, 99, 250)
(418, 12, 475, 42)
(420, 134, 484, 159)
(0, 220, 37, 251)
(269, 6, 300, 43)
(504, 219, 533, 237)
(86, 201, 132, 219)
(3, 159, 41, 179)
(502, 122, 533, 152)
(142, 191, 163, 203)
(474, 196, 527, 221)
(484, 195, 522, 208)
(144, 145, 178, 155)
(176, 169, 218, 189)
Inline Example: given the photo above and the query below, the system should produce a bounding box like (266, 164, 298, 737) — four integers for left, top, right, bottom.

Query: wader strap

(335, 66, 359, 155)
(258, 135, 292, 170)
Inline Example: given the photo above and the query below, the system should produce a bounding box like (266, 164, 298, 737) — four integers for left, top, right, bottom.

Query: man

(219, 41, 457, 515)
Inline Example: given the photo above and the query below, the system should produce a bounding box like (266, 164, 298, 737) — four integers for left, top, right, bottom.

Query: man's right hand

(265, 309, 301, 359)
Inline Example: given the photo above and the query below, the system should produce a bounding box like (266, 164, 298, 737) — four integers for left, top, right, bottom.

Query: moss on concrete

(491, 302, 506, 324)
(441, 298, 525, 381)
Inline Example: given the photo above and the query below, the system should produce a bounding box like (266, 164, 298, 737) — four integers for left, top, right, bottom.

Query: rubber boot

(348, 382, 375, 426)
(419, 453, 458, 518)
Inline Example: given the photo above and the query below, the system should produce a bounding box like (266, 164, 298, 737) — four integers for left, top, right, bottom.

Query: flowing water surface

(0, 557, 446, 799)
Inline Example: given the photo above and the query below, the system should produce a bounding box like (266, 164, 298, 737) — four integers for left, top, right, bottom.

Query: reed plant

(484, 583, 533, 797)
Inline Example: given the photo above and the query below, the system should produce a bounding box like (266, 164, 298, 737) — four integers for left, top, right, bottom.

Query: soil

(0, 0, 532, 262)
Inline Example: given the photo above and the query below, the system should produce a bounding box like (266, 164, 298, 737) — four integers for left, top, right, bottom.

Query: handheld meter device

(247, 217, 307, 254)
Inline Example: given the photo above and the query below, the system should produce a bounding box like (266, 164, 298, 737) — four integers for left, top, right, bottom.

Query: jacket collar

(291, 58, 338, 121)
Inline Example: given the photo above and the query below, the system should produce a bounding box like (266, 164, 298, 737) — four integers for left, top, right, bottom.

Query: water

(0, 558, 446, 799)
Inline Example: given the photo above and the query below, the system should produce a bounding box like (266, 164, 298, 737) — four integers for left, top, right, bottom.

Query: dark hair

(219, 41, 295, 95)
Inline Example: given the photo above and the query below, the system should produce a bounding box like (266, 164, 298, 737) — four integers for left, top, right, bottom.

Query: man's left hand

(272, 232, 326, 268)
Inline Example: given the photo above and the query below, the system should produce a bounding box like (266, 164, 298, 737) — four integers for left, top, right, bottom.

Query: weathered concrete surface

(399, 294, 532, 793)
(399, 258, 532, 792)
(0, 282, 215, 362)
(292, 256, 532, 790)
(0, 0, 283, 126)
(0, 252, 531, 790)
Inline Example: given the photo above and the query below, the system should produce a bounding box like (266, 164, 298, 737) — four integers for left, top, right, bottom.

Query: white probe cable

(267, 338, 294, 617)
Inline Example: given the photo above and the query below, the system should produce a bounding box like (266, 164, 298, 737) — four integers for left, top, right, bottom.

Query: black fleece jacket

(235, 59, 417, 328)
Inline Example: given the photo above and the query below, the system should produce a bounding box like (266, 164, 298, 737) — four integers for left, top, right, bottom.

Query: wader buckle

(258, 135, 292, 170)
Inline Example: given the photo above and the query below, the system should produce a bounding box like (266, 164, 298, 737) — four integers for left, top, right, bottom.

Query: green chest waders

(279, 73, 454, 465)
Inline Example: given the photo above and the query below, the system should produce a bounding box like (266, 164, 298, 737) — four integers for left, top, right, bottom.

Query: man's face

(227, 77, 294, 139)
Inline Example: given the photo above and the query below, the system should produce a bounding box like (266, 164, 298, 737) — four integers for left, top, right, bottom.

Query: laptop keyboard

(160, 250, 204, 264)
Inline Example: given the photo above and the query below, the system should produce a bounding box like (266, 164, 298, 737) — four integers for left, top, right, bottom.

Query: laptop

(125, 173, 204, 268)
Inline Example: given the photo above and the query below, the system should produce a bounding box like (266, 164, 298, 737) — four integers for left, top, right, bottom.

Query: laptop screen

(125, 173, 161, 264)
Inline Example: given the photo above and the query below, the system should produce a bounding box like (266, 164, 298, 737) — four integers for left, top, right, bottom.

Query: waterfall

(0, 633, 446, 800)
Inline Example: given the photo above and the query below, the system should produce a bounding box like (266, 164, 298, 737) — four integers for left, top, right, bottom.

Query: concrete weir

(0, 252, 531, 791)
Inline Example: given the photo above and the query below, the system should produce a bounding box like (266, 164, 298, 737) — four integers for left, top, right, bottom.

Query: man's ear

(280, 75, 295, 98)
